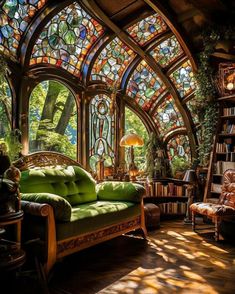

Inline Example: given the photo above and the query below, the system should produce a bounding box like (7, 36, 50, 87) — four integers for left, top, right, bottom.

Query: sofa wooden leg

(192, 211, 196, 231)
(214, 217, 221, 242)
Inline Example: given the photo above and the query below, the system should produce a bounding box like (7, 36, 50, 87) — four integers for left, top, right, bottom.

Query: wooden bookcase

(204, 94, 235, 203)
(143, 178, 189, 217)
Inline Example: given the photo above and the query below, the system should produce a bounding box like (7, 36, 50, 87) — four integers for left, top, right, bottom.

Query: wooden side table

(0, 211, 25, 271)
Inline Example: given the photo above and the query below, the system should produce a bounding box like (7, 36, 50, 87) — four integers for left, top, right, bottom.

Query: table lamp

(120, 133, 144, 181)
(183, 169, 197, 224)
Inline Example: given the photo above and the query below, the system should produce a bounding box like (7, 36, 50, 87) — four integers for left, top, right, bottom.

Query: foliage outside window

(29, 80, 77, 159)
(125, 107, 148, 171)
(0, 75, 11, 139)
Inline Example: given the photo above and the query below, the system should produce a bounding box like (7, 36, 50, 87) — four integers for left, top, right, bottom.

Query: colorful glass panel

(0, 0, 47, 57)
(89, 94, 115, 171)
(91, 37, 136, 83)
(0, 75, 12, 138)
(170, 60, 196, 98)
(126, 60, 166, 112)
(29, 80, 77, 159)
(186, 99, 199, 124)
(167, 134, 191, 163)
(126, 13, 167, 46)
(30, 2, 104, 77)
(150, 35, 183, 67)
(153, 95, 184, 135)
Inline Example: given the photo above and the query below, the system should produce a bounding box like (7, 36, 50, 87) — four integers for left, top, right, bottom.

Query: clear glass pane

(125, 107, 148, 171)
(29, 80, 77, 159)
(0, 75, 12, 139)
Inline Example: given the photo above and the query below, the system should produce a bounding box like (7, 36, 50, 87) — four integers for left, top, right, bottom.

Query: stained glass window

(0, 0, 47, 57)
(167, 134, 191, 176)
(30, 2, 104, 77)
(29, 80, 77, 159)
(186, 99, 199, 124)
(153, 95, 184, 135)
(91, 37, 136, 84)
(0, 75, 12, 138)
(126, 60, 166, 111)
(150, 36, 183, 67)
(169, 60, 196, 98)
(89, 94, 115, 171)
(126, 13, 167, 46)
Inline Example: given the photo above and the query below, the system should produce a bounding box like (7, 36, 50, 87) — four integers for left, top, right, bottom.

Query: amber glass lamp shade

(120, 133, 144, 181)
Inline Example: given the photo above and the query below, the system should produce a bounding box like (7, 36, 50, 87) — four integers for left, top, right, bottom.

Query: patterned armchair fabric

(190, 169, 235, 241)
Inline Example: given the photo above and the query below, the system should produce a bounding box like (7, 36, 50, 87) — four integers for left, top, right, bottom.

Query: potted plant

(171, 156, 190, 179)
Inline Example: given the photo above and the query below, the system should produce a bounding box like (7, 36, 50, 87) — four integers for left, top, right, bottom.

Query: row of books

(223, 107, 235, 116)
(222, 122, 235, 134)
(158, 202, 187, 215)
(145, 182, 188, 197)
(216, 142, 235, 153)
(214, 160, 235, 175)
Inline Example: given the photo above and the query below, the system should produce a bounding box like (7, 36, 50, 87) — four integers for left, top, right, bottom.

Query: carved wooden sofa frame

(14, 151, 147, 276)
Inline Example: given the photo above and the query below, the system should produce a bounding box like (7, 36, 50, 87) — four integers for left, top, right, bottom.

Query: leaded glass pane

(91, 37, 136, 83)
(0, 75, 11, 138)
(170, 60, 196, 98)
(153, 94, 184, 135)
(30, 2, 104, 77)
(150, 36, 183, 67)
(126, 60, 166, 111)
(89, 94, 115, 171)
(126, 13, 167, 46)
(0, 0, 48, 57)
(29, 80, 77, 159)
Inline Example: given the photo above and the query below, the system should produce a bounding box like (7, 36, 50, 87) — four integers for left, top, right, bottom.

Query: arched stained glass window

(153, 95, 184, 135)
(89, 94, 115, 171)
(150, 35, 183, 68)
(167, 134, 191, 176)
(91, 37, 136, 83)
(29, 80, 77, 159)
(126, 60, 166, 111)
(0, 75, 12, 138)
(186, 99, 199, 124)
(169, 60, 196, 98)
(126, 13, 167, 46)
(30, 2, 104, 77)
(0, 0, 47, 57)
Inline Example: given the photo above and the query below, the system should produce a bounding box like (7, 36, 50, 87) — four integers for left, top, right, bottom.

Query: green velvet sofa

(13, 152, 147, 276)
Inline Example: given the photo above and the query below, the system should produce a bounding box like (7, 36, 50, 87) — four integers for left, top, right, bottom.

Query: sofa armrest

(96, 181, 145, 203)
(21, 200, 51, 217)
(21, 193, 72, 221)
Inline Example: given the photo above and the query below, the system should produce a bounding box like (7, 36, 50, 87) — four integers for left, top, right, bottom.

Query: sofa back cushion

(20, 165, 97, 205)
(220, 169, 235, 208)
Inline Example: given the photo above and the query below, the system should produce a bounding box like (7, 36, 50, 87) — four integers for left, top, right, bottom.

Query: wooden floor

(3, 220, 235, 294)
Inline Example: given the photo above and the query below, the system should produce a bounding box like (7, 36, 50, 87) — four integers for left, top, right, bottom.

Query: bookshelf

(143, 178, 189, 217)
(204, 94, 235, 203)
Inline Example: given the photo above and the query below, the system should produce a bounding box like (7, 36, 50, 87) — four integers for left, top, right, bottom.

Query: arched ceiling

(0, 0, 234, 161)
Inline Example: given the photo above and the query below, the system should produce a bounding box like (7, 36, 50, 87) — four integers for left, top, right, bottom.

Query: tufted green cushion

(20, 166, 97, 205)
(56, 201, 140, 240)
(21, 193, 72, 221)
(96, 181, 145, 203)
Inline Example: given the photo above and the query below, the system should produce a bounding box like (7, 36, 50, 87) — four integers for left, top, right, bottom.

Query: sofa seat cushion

(191, 202, 235, 217)
(20, 166, 97, 205)
(56, 201, 140, 240)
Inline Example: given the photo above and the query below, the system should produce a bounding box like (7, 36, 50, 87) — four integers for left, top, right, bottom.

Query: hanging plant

(193, 25, 235, 166)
